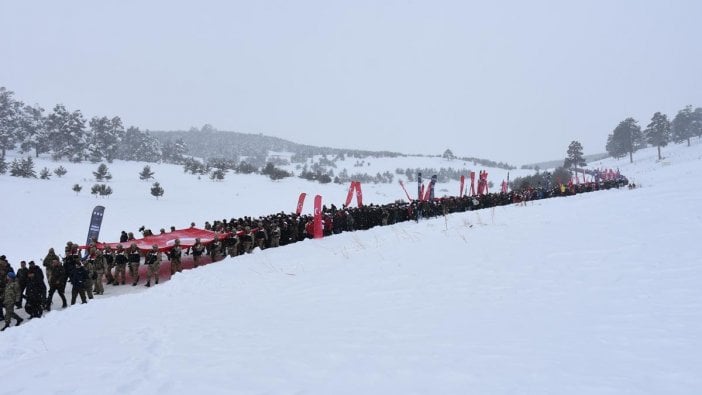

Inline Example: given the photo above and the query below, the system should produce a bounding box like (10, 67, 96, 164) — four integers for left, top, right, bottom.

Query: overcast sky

(2, 0, 701, 165)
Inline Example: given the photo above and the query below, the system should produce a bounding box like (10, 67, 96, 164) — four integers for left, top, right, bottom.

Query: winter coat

(70, 266, 89, 290)
(49, 265, 67, 287)
(3, 280, 20, 307)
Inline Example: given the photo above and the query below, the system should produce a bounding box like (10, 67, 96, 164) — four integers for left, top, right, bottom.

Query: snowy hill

(1, 141, 701, 394)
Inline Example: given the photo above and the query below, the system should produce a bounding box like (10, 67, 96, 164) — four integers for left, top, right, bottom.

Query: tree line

(606, 106, 702, 162)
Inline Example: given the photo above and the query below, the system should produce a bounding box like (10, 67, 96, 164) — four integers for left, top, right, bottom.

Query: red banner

(459, 175, 465, 197)
(296, 192, 307, 215)
(420, 184, 426, 201)
(344, 182, 356, 207)
(313, 195, 323, 239)
(470, 171, 476, 196)
(501, 180, 508, 193)
(399, 180, 412, 201)
(354, 181, 363, 207)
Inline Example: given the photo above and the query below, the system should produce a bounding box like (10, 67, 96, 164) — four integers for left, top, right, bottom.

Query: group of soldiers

(1, 175, 629, 331)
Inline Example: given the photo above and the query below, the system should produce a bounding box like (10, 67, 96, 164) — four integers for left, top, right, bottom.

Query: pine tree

(72, 184, 82, 194)
(209, 168, 226, 181)
(47, 104, 88, 162)
(442, 149, 455, 160)
(644, 112, 671, 160)
(672, 105, 695, 146)
(0, 156, 6, 174)
(39, 167, 51, 179)
(10, 156, 37, 178)
(93, 163, 112, 181)
(18, 104, 49, 158)
(693, 107, 702, 140)
(150, 182, 164, 199)
(0, 87, 21, 158)
(89, 116, 124, 163)
(563, 141, 586, 169)
(139, 165, 155, 180)
(606, 118, 644, 163)
(53, 165, 67, 177)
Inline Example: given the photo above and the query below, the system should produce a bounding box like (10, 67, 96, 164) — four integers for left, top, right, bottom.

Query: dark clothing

(70, 266, 89, 305)
(47, 265, 68, 309)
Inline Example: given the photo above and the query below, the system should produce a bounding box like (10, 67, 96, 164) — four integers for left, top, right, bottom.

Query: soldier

(0, 256, 10, 318)
(63, 245, 81, 278)
(270, 223, 281, 248)
(103, 246, 115, 285)
(92, 250, 106, 295)
(144, 245, 161, 287)
(15, 261, 28, 308)
(191, 238, 205, 268)
(168, 239, 182, 275)
(70, 261, 89, 305)
(82, 255, 95, 300)
(113, 245, 128, 285)
(208, 236, 222, 262)
(241, 227, 253, 254)
(46, 259, 68, 310)
(42, 248, 59, 281)
(225, 233, 240, 257)
(254, 223, 268, 249)
(127, 243, 141, 286)
(2, 272, 23, 330)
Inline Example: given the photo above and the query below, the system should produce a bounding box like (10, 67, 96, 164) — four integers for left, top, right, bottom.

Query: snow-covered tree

(139, 165, 155, 180)
(606, 118, 644, 163)
(645, 112, 671, 160)
(89, 116, 124, 162)
(672, 105, 695, 146)
(72, 183, 82, 194)
(93, 163, 112, 181)
(118, 127, 162, 162)
(54, 165, 67, 177)
(9, 156, 37, 178)
(563, 141, 586, 169)
(0, 87, 21, 158)
(209, 168, 226, 181)
(150, 182, 164, 199)
(47, 104, 88, 162)
(18, 104, 49, 158)
(39, 167, 51, 179)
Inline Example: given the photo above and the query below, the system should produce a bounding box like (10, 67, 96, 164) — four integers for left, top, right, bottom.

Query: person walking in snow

(127, 243, 141, 286)
(46, 259, 68, 311)
(42, 248, 59, 282)
(144, 245, 161, 287)
(191, 238, 205, 267)
(2, 272, 23, 330)
(168, 239, 182, 275)
(113, 245, 128, 286)
(25, 261, 46, 318)
(92, 250, 106, 295)
(70, 261, 89, 305)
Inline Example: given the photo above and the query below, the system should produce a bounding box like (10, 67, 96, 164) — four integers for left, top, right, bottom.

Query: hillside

(0, 141, 701, 394)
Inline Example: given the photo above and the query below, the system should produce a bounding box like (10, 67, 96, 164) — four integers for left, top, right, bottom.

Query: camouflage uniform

(208, 237, 222, 262)
(92, 250, 106, 295)
(127, 245, 141, 286)
(270, 224, 281, 248)
(144, 245, 161, 287)
(114, 245, 128, 285)
(103, 246, 115, 285)
(192, 239, 205, 268)
(42, 248, 59, 283)
(2, 275, 22, 329)
(46, 260, 68, 309)
(82, 258, 95, 300)
(168, 240, 182, 274)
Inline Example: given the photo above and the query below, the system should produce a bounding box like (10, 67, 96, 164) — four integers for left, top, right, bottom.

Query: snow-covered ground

(1, 142, 701, 394)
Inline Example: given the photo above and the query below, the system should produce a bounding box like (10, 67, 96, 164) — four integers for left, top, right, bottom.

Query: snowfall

(0, 142, 700, 394)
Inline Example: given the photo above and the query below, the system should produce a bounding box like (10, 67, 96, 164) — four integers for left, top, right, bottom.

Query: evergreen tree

(672, 105, 695, 146)
(644, 112, 671, 160)
(693, 107, 702, 139)
(72, 183, 82, 194)
(139, 165, 155, 180)
(18, 104, 49, 158)
(0, 156, 7, 174)
(53, 165, 67, 177)
(563, 141, 586, 169)
(606, 118, 644, 163)
(0, 87, 21, 158)
(47, 104, 88, 162)
(39, 167, 51, 179)
(93, 163, 112, 181)
(118, 127, 162, 162)
(9, 156, 37, 178)
(89, 116, 124, 163)
(209, 168, 226, 181)
(442, 149, 455, 160)
(150, 182, 164, 199)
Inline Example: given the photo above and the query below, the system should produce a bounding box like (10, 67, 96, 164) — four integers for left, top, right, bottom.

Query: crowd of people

(1, 175, 629, 331)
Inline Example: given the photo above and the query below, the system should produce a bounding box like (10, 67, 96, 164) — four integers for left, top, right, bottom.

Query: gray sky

(2, 0, 701, 165)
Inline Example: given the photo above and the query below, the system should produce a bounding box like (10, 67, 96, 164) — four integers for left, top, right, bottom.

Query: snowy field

(1, 142, 701, 394)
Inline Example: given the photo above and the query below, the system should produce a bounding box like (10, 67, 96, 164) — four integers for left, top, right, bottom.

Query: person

(168, 239, 182, 275)
(42, 248, 59, 281)
(241, 228, 254, 253)
(191, 238, 205, 268)
(270, 223, 281, 248)
(113, 245, 128, 285)
(46, 259, 67, 311)
(144, 245, 161, 287)
(25, 261, 46, 318)
(120, 231, 128, 243)
(2, 272, 22, 330)
(127, 243, 141, 286)
(103, 246, 115, 285)
(92, 250, 106, 295)
(15, 261, 28, 308)
(70, 261, 89, 305)
(208, 236, 222, 262)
